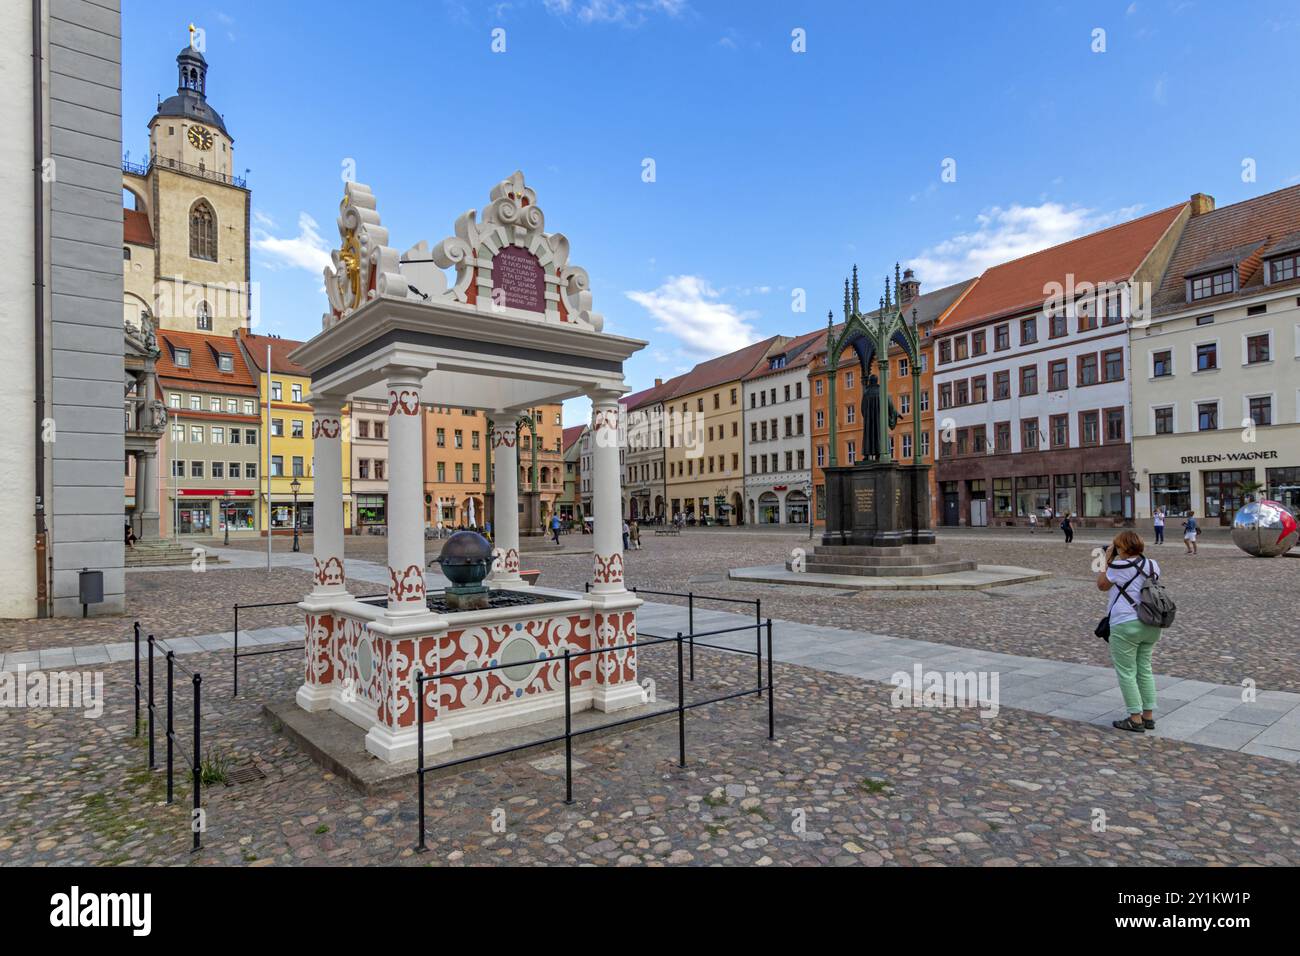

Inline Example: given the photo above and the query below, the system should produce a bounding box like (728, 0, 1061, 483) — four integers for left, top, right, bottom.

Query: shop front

(356, 493, 387, 528)
(174, 488, 257, 535)
(1133, 431, 1299, 522)
(270, 499, 314, 533)
(936, 443, 1134, 527)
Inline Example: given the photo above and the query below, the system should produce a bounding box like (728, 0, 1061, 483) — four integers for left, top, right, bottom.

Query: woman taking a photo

(1097, 530, 1162, 733)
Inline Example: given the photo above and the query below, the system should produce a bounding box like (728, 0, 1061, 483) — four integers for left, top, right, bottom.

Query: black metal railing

(123, 155, 247, 189)
(231, 594, 385, 697)
(584, 585, 762, 686)
(137, 632, 203, 853)
(413, 617, 774, 852)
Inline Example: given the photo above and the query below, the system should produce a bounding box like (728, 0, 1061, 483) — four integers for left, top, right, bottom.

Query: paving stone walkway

(8, 584, 1297, 765)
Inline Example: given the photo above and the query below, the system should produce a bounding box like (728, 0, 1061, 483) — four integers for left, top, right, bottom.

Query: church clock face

(187, 125, 214, 150)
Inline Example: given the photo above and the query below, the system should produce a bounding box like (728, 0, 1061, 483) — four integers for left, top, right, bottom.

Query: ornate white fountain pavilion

(289, 172, 645, 762)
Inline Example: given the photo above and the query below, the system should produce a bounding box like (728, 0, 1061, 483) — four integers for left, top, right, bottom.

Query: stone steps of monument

(813, 543, 942, 557)
(809, 552, 942, 568)
(798, 557, 978, 577)
(125, 541, 223, 567)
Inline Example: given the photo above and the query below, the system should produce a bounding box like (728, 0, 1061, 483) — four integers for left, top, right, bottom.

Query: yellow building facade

(238, 332, 352, 535)
(663, 337, 783, 524)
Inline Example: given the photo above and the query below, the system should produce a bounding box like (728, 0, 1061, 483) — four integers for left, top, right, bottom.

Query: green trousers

(1109, 620, 1162, 714)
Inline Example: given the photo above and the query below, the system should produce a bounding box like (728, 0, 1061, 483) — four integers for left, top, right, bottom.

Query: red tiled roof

(665, 336, 783, 400)
(742, 327, 827, 381)
(237, 330, 309, 376)
(562, 425, 585, 451)
(939, 203, 1189, 331)
(1151, 184, 1300, 315)
(124, 208, 154, 246)
(155, 329, 258, 393)
(621, 374, 684, 412)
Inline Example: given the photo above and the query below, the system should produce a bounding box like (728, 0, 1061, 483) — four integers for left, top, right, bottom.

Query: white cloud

(544, 0, 687, 26)
(907, 202, 1145, 285)
(626, 275, 760, 356)
(252, 212, 332, 274)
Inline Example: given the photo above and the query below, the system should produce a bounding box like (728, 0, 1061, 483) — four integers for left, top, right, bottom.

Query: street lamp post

(222, 499, 230, 546)
(290, 477, 302, 553)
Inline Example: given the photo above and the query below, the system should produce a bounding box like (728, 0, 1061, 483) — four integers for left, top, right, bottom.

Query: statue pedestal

(521, 490, 543, 536)
(823, 461, 935, 547)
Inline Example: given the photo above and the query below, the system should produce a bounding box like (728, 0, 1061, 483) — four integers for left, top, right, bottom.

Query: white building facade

(1131, 186, 1300, 523)
(741, 333, 820, 525)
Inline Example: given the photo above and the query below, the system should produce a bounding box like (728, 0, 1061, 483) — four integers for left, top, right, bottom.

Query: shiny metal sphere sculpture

(1231, 499, 1299, 557)
(436, 530, 494, 585)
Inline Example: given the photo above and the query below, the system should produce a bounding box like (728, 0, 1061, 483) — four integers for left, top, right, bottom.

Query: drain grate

(224, 764, 267, 786)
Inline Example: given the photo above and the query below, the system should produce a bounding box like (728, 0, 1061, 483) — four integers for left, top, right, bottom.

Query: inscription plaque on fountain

(491, 246, 546, 313)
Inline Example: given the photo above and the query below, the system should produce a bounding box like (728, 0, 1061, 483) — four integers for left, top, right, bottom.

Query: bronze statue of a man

(861, 366, 899, 462)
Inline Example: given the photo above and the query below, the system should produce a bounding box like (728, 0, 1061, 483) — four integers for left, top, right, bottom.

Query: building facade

(560, 424, 585, 521)
(1132, 185, 1300, 523)
(2, 0, 126, 616)
(741, 330, 822, 525)
(350, 398, 390, 531)
(156, 330, 261, 534)
(622, 377, 675, 522)
(932, 202, 1192, 527)
(664, 337, 781, 524)
(424, 406, 487, 529)
(239, 331, 352, 536)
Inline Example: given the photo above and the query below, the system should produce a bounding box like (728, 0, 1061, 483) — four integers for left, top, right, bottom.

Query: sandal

(1143, 718, 1156, 730)
(1111, 717, 1146, 733)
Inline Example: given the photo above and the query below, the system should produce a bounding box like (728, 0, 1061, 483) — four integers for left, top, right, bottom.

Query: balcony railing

(123, 155, 248, 189)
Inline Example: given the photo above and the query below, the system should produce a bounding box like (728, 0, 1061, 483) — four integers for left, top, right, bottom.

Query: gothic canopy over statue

(322, 171, 604, 333)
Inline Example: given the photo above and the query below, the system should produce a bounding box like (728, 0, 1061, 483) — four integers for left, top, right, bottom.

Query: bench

(654, 527, 681, 536)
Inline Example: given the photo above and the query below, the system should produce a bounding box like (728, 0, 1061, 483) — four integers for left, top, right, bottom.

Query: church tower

(123, 34, 251, 337)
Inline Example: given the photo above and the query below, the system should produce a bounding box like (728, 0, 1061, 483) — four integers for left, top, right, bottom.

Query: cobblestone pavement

(2, 646, 1296, 866)
(0, 569, 380, 654)
(518, 529, 1300, 695)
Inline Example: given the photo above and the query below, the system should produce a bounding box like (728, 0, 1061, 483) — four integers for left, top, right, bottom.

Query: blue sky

(122, 1, 1300, 424)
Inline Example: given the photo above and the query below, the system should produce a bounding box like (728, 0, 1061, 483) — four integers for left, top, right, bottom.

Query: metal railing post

(687, 593, 695, 681)
(676, 632, 686, 768)
(755, 598, 763, 698)
(133, 622, 140, 737)
(416, 671, 427, 852)
(147, 635, 156, 769)
(166, 650, 175, 805)
(232, 603, 239, 698)
(191, 672, 202, 853)
(563, 650, 573, 805)
(766, 619, 774, 741)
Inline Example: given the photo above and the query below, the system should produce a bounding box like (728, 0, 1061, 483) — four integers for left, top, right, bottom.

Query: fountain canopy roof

(289, 171, 644, 410)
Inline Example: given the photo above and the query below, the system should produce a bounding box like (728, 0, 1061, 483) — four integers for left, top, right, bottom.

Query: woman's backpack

(1118, 558, 1177, 628)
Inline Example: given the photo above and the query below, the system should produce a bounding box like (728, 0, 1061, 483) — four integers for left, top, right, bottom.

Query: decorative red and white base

(296, 588, 643, 763)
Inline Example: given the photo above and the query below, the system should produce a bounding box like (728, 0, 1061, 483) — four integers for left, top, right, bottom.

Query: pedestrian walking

(1097, 530, 1163, 733)
(1183, 511, 1199, 555)
(1061, 512, 1074, 545)
(1152, 508, 1165, 545)
(631, 518, 642, 550)
(1028, 512, 1038, 534)
(550, 511, 561, 545)
(622, 519, 630, 551)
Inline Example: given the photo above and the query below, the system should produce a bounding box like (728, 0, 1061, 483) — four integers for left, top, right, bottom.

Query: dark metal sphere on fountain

(436, 530, 494, 585)
(1230, 499, 1299, 557)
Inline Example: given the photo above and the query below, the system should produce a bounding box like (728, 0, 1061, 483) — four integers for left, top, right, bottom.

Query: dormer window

(1189, 269, 1234, 301)
(769, 355, 787, 370)
(217, 353, 233, 373)
(1268, 253, 1297, 284)
(174, 347, 191, 368)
